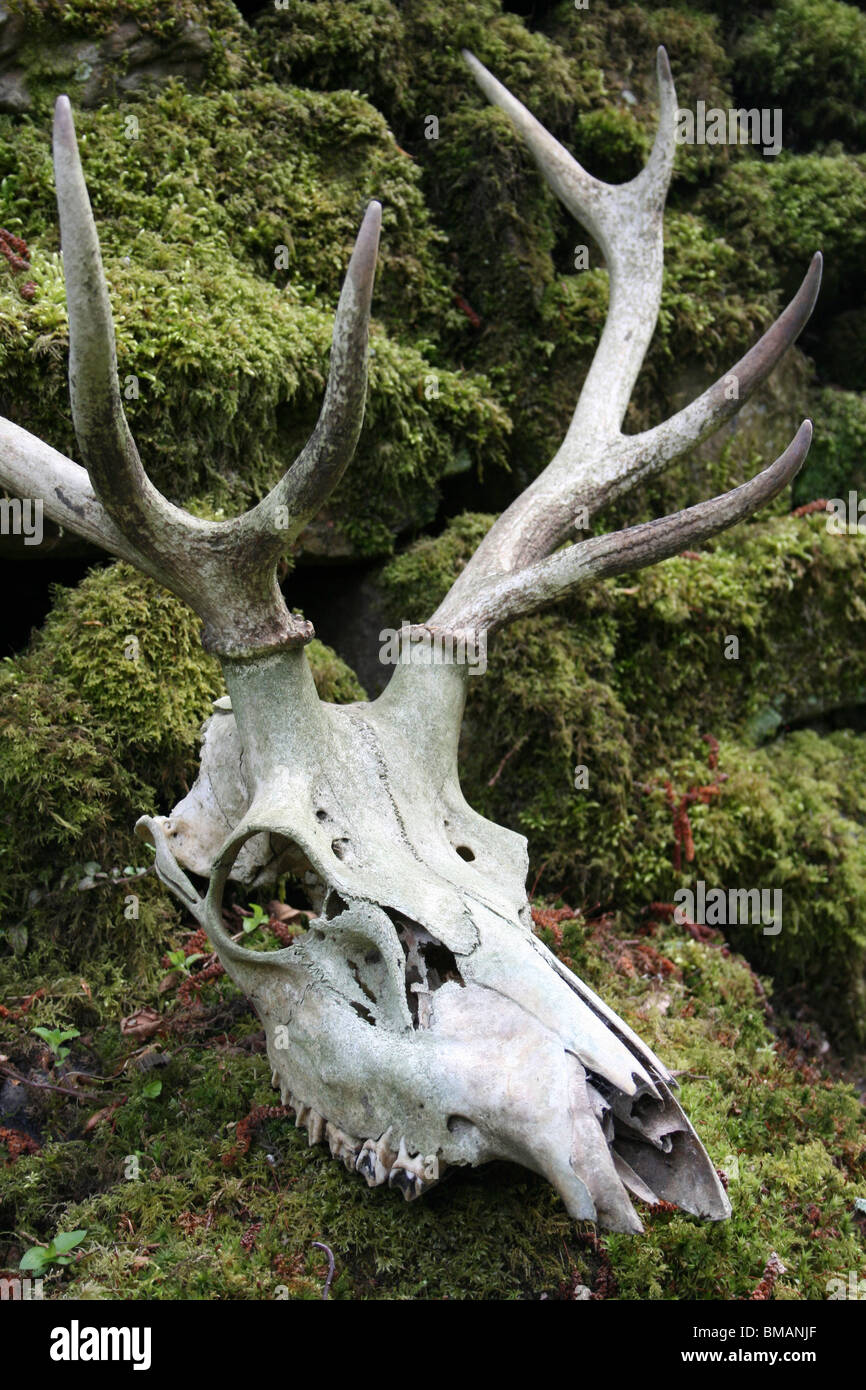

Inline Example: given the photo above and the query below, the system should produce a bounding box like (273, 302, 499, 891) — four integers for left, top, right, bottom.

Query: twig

(0, 1061, 111, 1103)
(312, 1241, 336, 1300)
(529, 860, 548, 900)
(488, 735, 527, 788)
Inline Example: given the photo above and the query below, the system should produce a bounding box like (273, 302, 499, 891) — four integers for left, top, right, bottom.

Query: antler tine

(463, 46, 675, 444)
(52, 95, 189, 550)
(461, 48, 612, 247)
(626, 253, 822, 477)
(635, 48, 679, 196)
(238, 199, 381, 557)
(436, 421, 812, 634)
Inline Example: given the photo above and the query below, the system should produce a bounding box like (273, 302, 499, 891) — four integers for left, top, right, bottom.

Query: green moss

(306, 639, 367, 705)
(698, 151, 866, 316)
(7, 0, 242, 40)
(734, 0, 866, 150)
(794, 389, 866, 506)
(32, 564, 222, 783)
(623, 729, 866, 1047)
(258, 0, 595, 140)
(2, 901, 862, 1299)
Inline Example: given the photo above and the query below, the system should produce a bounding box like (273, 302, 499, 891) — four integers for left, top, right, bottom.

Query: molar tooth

(389, 1138, 425, 1201)
(355, 1143, 377, 1186)
(326, 1122, 360, 1170)
(389, 1165, 419, 1201)
(356, 1137, 388, 1186)
(375, 1126, 397, 1170)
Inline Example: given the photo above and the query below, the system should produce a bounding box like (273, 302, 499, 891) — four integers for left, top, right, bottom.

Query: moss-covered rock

(0, 0, 248, 114)
(624, 729, 866, 1047)
(794, 389, 866, 507)
(697, 150, 866, 316)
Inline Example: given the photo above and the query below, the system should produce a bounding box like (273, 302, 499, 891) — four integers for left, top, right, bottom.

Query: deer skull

(138, 650, 731, 1232)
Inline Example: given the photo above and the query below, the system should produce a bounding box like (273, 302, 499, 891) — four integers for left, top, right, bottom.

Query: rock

(0, 11, 212, 113)
(0, 68, 30, 113)
(0, 2, 26, 62)
(82, 20, 213, 106)
(293, 512, 357, 563)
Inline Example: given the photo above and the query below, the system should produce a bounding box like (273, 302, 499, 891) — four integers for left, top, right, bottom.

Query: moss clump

(7, 0, 242, 41)
(793, 389, 866, 507)
(257, 0, 595, 139)
(734, 0, 866, 151)
(29, 562, 223, 784)
(623, 729, 866, 1047)
(697, 151, 866, 317)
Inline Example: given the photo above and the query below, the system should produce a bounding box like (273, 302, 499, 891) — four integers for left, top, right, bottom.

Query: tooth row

(272, 1076, 443, 1199)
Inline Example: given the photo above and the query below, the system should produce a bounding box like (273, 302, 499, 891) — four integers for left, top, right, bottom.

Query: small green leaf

(19, 1246, 49, 1272)
(51, 1230, 87, 1255)
(142, 1079, 162, 1099)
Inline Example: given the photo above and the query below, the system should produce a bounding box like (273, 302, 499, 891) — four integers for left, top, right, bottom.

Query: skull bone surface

(138, 646, 730, 1234)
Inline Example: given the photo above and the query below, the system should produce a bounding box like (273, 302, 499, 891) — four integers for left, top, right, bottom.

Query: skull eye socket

(212, 825, 321, 951)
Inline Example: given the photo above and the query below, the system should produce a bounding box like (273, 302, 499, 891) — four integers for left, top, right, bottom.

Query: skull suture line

(0, 48, 821, 1233)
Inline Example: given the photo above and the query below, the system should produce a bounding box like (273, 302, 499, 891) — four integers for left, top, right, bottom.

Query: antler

(431, 49, 821, 634)
(0, 96, 381, 659)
